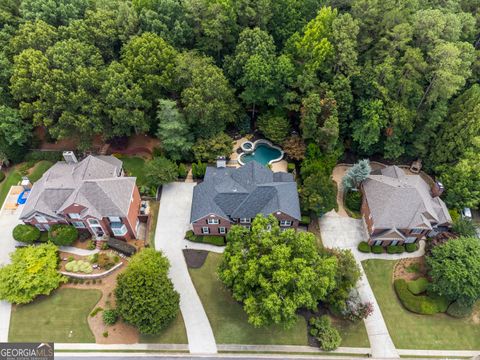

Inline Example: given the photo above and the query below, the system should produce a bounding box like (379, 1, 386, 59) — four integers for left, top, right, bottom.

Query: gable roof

(363, 165, 452, 231)
(190, 161, 301, 222)
(20, 155, 135, 220)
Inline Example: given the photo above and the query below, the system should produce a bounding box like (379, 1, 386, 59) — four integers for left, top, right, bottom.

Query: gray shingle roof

(20, 155, 135, 220)
(363, 165, 452, 231)
(190, 161, 300, 223)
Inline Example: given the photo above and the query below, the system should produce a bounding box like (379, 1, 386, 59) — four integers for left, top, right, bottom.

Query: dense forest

(0, 0, 479, 210)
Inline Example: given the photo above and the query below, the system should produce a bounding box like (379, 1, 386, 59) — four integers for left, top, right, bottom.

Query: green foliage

(0, 106, 32, 163)
(426, 237, 480, 307)
(257, 113, 290, 144)
(358, 242, 371, 253)
(115, 248, 180, 334)
(452, 218, 477, 237)
(345, 190, 361, 212)
(90, 307, 103, 317)
(86, 240, 95, 250)
(0, 243, 66, 304)
(394, 279, 450, 315)
(282, 135, 306, 161)
(446, 300, 473, 318)
(287, 163, 295, 173)
(191, 161, 207, 179)
(12, 224, 40, 244)
(309, 315, 341, 351)
(65, 260, 93, 274)
(407, 277, 429, 295)
(185, 231, 226, 246)
(192, 133, 233, 163)
(371, 245, 383, 254)
(218, 215, 337, 328)
(177, 163, 187, 179)
(405, 243, 418, 253)
(19, 0, 90, 26)
(300, 215, 311, 225)
(0, 172, 5, 182)
(300, 173, 337, 216)
(48, 225, 78, 246)
(386, 245, 405, 254)
(25, 151, 63, 162)
(144, 157, 178, 187)
(103, 309, 118, 325)
(341, 160, 371, 191)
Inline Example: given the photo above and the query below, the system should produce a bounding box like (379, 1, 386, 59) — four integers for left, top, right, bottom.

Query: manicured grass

(119, 156, 147, 186)
(29, 160, 53, 183)
(147, 200, 159, 249)
(189, 252, 308, 345)
(0, 169, 21, 208)
(9, 288, 101, 343)
(331, 316, 370, 348)
(363, 259, 480, 350)
(139, 312, 188, 344)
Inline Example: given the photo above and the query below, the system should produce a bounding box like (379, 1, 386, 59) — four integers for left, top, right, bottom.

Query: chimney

(216, 156, 226, 168)
(431, 181, 444, 197)
(63, 151, 78, 164)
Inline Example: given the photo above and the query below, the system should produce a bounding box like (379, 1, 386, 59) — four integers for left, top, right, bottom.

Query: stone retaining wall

(60, 261, 123, 279)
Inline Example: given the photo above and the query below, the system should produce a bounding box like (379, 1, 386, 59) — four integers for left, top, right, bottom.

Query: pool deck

(230, 137, 287, 172)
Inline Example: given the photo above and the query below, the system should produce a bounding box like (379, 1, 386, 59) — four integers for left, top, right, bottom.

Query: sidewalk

(59, 246, 99, 256)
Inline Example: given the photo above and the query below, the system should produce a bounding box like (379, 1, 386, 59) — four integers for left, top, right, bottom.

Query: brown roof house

(20, 152, 142, 241)
(190, 160, 301, 236)
(361, 165, 452, 246)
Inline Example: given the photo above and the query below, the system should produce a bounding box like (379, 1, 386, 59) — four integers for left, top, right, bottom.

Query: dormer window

(207, 218, 219, 225)
(240, 218, 251, 224)
(35, 215, 48, 223)
(411, 228, 423, 234)
(69, 213, 81, 219)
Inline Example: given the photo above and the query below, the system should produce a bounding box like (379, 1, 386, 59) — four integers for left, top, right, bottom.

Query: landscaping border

(60, 262, 123, 279)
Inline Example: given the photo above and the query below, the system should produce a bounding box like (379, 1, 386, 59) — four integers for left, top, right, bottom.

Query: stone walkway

(59, 246, 99, 256)
(155, 183, 217, 354)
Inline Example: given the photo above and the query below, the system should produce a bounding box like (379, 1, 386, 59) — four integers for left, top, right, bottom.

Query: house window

(208, 218, 219, 225)
(71, 221, 86, 229)
(240, 218, 251, 223)
(218, 227, 226, 234)
(88, 219, 100, 226)
(108, 216, 121, 222)
(34, 224, 44, 231)
(202, 227, 210, 234)
(411, 228, 423, 234)
(35, 215, 47, 223)
(405, 237, 417, 243)
(111, 223, 127, 236)
(280, 220, 292, 226)
(68, 213, 81, 219)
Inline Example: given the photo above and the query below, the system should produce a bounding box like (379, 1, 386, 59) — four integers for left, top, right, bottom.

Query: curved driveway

(154, 183, 217, 354)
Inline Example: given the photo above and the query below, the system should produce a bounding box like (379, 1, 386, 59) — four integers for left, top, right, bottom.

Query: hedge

(387, 245, 405, 254)
(25, 150, 63, 162)
(407, 277, 429, 295)
(447, 300, 473, 318)
(287, 163, 296, 173)
(184, 230, 225, 246)
(358, 241, 371, 253)
(107, 237, 136, 256)
(394, 279, 450, 315)
(0, 171, 5, 183)
(48, 224, 78, 246)
(12, 224, 41, 243)
(300, 215, 311, 225)
(405, 243, 418, 252)
(371, 245, 383, 254)
(345, 191, 362, 212)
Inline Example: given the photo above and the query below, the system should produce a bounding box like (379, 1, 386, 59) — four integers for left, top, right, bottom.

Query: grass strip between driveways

(0, 169, 21, 209)
(362, 259, 480, 350)
(139, 311, 188, 344)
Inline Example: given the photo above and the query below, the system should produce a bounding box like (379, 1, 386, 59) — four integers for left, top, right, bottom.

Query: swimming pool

(238, 140, 283, 166)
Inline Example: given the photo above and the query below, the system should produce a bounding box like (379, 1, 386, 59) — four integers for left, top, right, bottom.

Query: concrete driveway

(319, 211, 368, 250)
(154, 183, 217, 354)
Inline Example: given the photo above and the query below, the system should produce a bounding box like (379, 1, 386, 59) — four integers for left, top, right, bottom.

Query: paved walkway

(59, 246, 99, 256)
(182, 239, 225, 254)
(155, 183, 217, 354)
(331, 165, 350, 217)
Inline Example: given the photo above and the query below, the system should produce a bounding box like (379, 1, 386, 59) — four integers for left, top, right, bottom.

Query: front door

(87, 219, 105, 239)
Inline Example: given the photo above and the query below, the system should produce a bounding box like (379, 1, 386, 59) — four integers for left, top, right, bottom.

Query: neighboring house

(361, 165, 452, 246)
(190, 160, 301, 236)
(20, 152, 142, 241)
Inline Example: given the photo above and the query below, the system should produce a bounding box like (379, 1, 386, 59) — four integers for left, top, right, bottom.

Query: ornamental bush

(407, 277, 429, 295)
(358, 241, 371, 253)
(345, 190, 362, 212)
(405, 243, 418, 253)
(446, 300, 473, 318)
(103, 309, 119, 325)
(65, 260, 93, 274)
(12, 224, 40, 244)
(394, 279, 450, 315)
(371, 245, 383, 254)
(309, 315, 342, 351)
(300, 215, 311, 225)
(387, 245, 405, 254)
(48, 224, 78, 246)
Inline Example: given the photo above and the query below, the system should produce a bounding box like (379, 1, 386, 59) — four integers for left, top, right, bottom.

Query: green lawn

(9, 288, 101, 343)
(147, 200, 159, 248)
(29, 160, 53, 183)
(331, 316, 370, 348)
(139, 312, 188, 344)
(0, 169, 21, 208)
(189, 252, 308, 345)
(363, 259, 480, 350)
(119, 156, 147, 186)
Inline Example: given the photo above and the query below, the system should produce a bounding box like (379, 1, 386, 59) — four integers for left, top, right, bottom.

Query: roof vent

(216, 156, 226, 168)
(63, 151, 78, 164)
(432, 181, 444, 198)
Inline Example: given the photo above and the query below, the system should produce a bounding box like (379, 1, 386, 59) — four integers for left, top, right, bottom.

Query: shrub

(343, 301, 374, 322)
(192, 161, 207, 179)
(371, 245, 383, 254)
(86, 240, 95, 250)
(39, 231, 49, 242)
(358, 241, 371, 253)
(177, 163, 188, 179)
(309, 315, 341, 351)
(103, 309, 119, 325)
(300, 215, 311, 225)
(101, 242, 109, 250)
(90, 307, 103, 317)
(25, 151, 63, 162)
(107, 238, 136, 256)
(48, 224, 78, 246)
(202, 236, 225, 246)
(394, 279, 449, 315)
(452, 218, 477, 237)
(65, 260, 93, 274)
(0, 171, 5, 182)
(98, 253, 115, 269)
(103, 331, 108, 338)
(446, 300, 473, 318)
(12, 224, 40, 244)
(87, 253, 99, 263)
(68, 256, 74, 262)
(387, 245, 405, 254)
(407, 277, 429, 295)
(287, 163, 296, 173)
(405, 243, 418, 253)
(345, 190, 362, 212)
(185, 230, 197, 242)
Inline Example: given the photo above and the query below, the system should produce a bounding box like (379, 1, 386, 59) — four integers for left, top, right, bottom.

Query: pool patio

(230, 137, 287, 172)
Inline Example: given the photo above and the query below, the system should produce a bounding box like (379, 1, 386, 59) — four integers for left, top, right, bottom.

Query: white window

(68, 213, 81, 219)
(219, 227, 226, 234)
(202, 227, 210, 234)
(112, 224, 127, 236)
(240, 218, 251, 224)
(411, 228, 423, 234)
(109, 216, 121, 222)
(280, 220, 292, 226)
(405, 237, 417, 243)
(44, 224, 50, 231)
(34, 224, 44, 231)
(35, 215, 47, 223)
(88, 219, 100, 226)
(208, 218, 219, 225)
(71, 221, 86, 229)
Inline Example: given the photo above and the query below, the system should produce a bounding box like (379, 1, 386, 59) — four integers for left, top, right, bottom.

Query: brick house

(190, 160, 301, 236)
(360, 165, 452, 246)
(20, 153, 142, 241)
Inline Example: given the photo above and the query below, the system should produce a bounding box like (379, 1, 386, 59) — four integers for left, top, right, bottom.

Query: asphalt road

(56, 355, 356, 360)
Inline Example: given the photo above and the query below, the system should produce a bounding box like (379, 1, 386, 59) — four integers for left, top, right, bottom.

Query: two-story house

(20, 152, 141, 241)
(361, 165, 452, 246)
(190, 160, 301, 236)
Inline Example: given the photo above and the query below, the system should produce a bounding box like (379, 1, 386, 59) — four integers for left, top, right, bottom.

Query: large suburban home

(20, 152, 141, 241)
(190, 160, 301, 236)
(361, 165, 452, 246)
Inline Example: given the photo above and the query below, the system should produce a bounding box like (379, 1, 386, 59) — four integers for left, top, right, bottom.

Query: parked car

(461, 207, 472, 219)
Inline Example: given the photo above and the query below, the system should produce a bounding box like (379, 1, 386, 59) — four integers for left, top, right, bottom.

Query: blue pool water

(240, 144, 282, 165)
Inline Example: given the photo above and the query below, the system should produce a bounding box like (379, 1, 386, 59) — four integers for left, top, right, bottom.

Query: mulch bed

(183, 249, 209, 269)
(298, 306, 330, 348)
